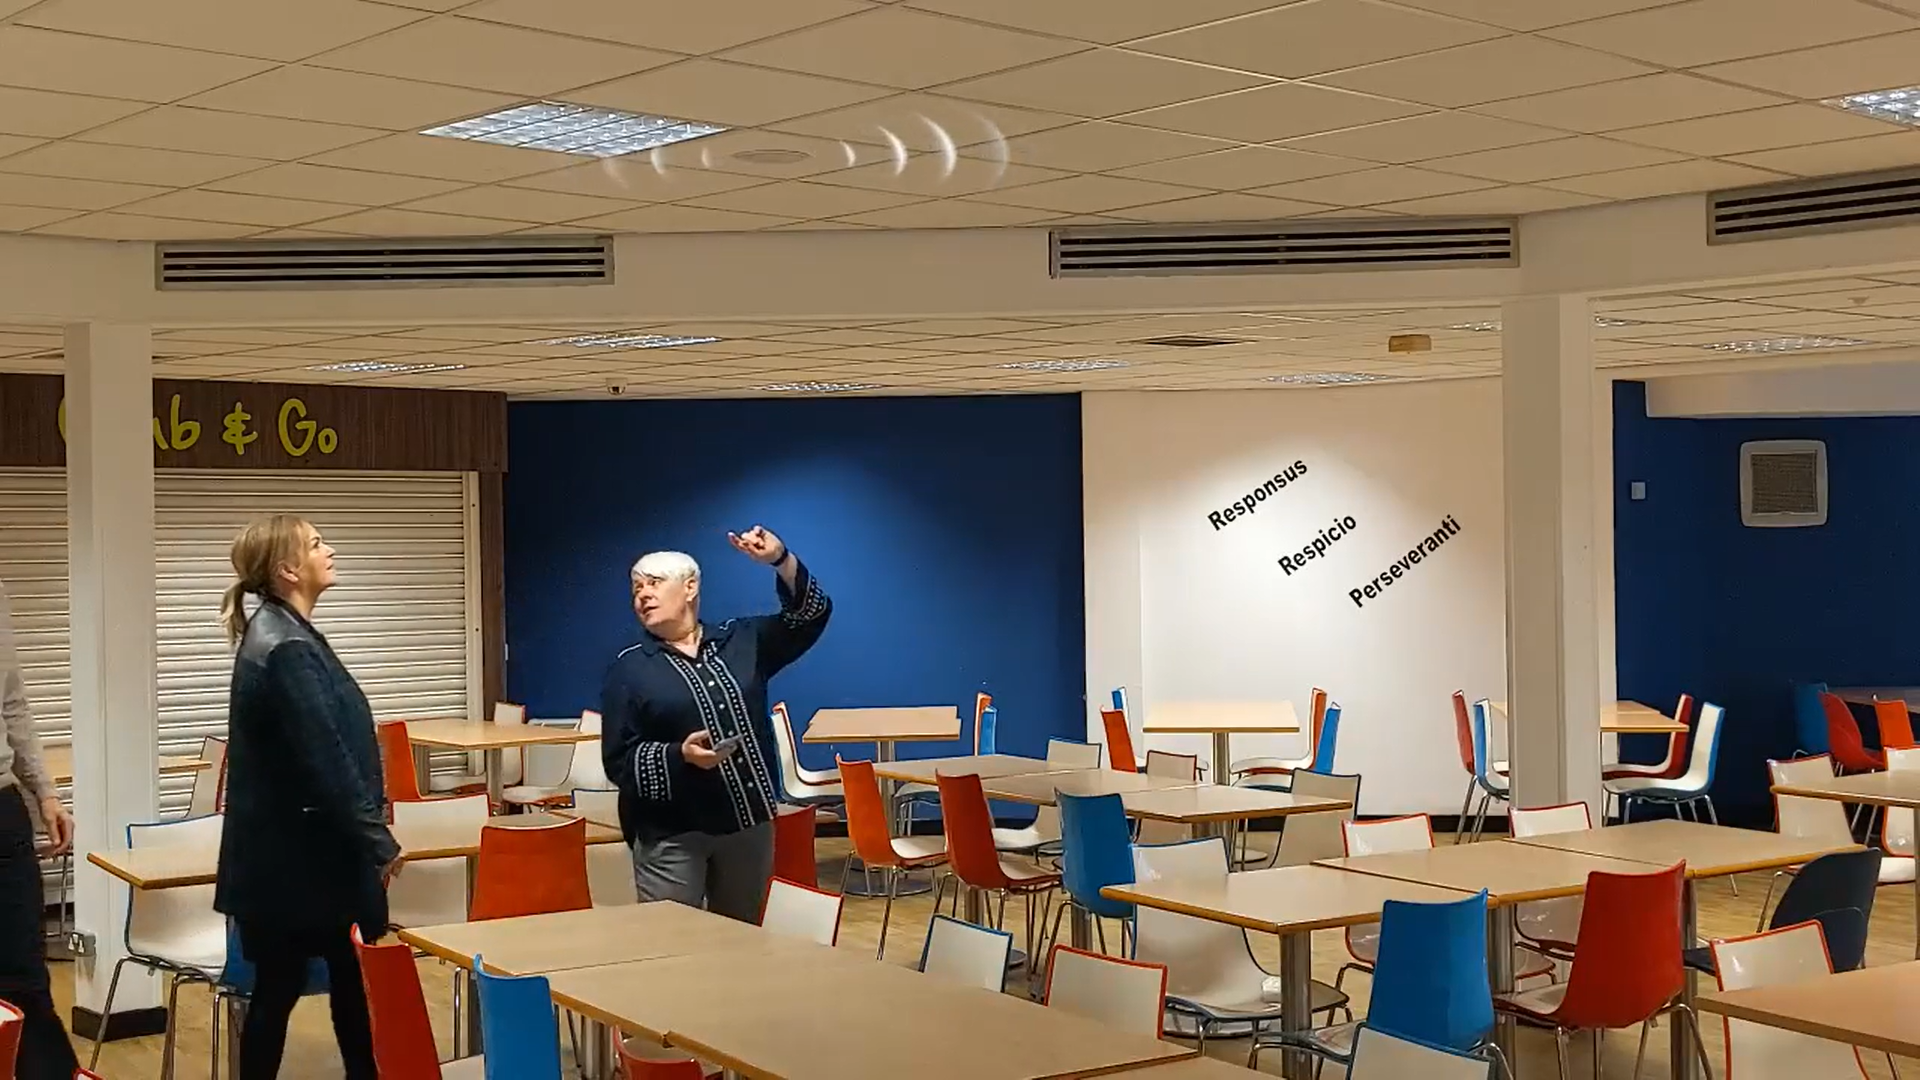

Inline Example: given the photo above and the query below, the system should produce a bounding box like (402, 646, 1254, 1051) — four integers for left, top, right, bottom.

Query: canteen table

(803, 705, 961, 896)
(1697, 959, 1920, 1060)
(41, 744, 211, 787)
(401, 717, 596, 804)
(1769, 768, 1920, 958)
(1140, 701, 1301, 784)
(1489, 699, 1688, 735)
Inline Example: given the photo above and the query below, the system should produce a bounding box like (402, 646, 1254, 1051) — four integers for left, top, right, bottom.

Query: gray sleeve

(0, 587, 53, 805)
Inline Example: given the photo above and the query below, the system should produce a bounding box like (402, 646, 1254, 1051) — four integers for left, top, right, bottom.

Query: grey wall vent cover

(1050, 218, 1516, 278)
(1710, 168, 1920, 243)
(1740, 439, 1827, 527)
(157, 236, 613, 290)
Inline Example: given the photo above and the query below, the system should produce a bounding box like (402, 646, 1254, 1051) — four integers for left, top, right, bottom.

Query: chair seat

(1492, 760, 1509, 774)
(1351, 926, 1552, 980)
(1603, 775, 1703, 797)
(133, 937, 226, 980)
(1882, 854, 1916, 884)
(1175, 978, 1349, 1025)
(1682, 945, 1716, 976)
(1231, 755, 1310, 776)
(896, 781, 937, 799)
(1495, 980, 1568, 1021)
(1601, 760, 1671, 780)
(996, 857, 1060, 891)
(500, 784, 568, 805)
(889, 836, 947, 866)
(992, 825, 1046, 852)
(427, 775, 487, 795)
(441, 1056, 487, 1079)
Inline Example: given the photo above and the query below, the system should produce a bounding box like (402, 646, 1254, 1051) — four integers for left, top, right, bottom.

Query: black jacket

(214, 595, 398, 932)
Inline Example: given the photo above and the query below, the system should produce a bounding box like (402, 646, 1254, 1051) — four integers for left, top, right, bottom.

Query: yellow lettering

(220, 402, 258, 456)
(152, 416, 168, 450)
(56, 399, 64, 443)
(276, 397, 338, 457)
(167, 395, 200, 451)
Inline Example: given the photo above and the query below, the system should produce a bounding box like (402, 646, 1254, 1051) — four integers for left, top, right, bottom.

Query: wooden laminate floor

(66, 833, 1919, 1079)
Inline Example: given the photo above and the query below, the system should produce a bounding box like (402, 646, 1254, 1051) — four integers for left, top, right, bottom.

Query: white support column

(66, 323, 160, 1026)
(1500, 297, 1603, 820)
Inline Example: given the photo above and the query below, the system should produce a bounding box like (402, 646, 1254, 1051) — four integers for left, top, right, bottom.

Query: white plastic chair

(770, 701, 843, 804)
(919, 914, 1012, 992)
(761, 878, 842, 946)
(186, 736, 227, 818)
(1349, 1026, 1494, 1080)
(1758, 754, 1911, 927)
(1710, 921, 1870, 1079)
(430, 701, 525, 794)
(1044, 945, 1168, 1038)
(1337, 815, 1436, 991)
(1261, 770, 1358, 869)
(1605, 702, 1726, 823)
(87, 814, 228, 1078)
(570, 788, 636, 907)
(1137, 750, 1199, 845)
(1130, 837, 1347, 1047)
(1509, 803, 1592, 956)
(504, 712, 607, 808)
(993, 738, 1102, 854)
(387, 794, 489, 927)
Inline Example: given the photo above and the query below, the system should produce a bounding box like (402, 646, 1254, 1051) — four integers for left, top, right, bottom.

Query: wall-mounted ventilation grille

(1740, 440, 1827, 527)
(1050, 218, 1516, 278)
(1710, 168, 1920, 243)
(156, 236, 613, 290)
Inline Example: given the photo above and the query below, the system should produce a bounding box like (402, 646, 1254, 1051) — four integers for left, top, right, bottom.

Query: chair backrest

(1875, 699, 1916, 750)
(1367, 890, 1494, 1052)
(1100, 708, 1137, 772)
(389, 794, 491, 928)
(351, 925, 445, 1080)
(1343, 814, 1434, 857)
(1130, 837, 1275, 1003)
(522, 718, 580, 789)
(1450, 692, 1476, 776)
(1509, 802, 1592, 838)
(1469, 700, 1499, 785)
(1143, 749, 1198, 781)
(1307, 702, 1343, 774)
(936, 771, 1010, 889)
(0, 999, 21, 1080)
(377, 721, 422, 803)
(836, 757, 902, 868)
(188, 736, 229, 818)
(761, 877, 841, 945)
(920, 915, 1012, 992)
(219, 915, 328, 996)
(1711, 921, 1867, 1080)
(1056, 791, 1134, 918)
(490, 701, 529, 785)
(1819, 693, 1878, 772)
(1556, 862, 1688, 1029)
(474, 957, 563, 1080)
(1769, 755, 1851, 844)
(565, 709, 609, 790)
(573, 788, 637, 908)
(1792, 681, 1832, 755)
(973, 692, 994, 755)
(1682, 703, 1726, 788)
(619, 1043, 704, 1080)
(771, 803, 819, 888)
(1273, 771, 1361, 867)
(1886, 747, 1920, 860)
(770, 701, 812, 797)
(468, 818, 592, 921)
(572, 787, 618, 823)
(1348, 1026, 1493, 1080)
(1646, 693, 1697, 779)
(125, 814, 224, 958)
(1044, 944, 1168, 1038)
(1769, 848, 1881, 971)
(1045, 737, 1102, 771)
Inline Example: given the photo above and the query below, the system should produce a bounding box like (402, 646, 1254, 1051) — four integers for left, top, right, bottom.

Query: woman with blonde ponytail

(212, 514, 400, 1080)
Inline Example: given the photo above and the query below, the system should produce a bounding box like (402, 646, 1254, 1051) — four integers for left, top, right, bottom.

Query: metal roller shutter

(0, 468, 482, 818)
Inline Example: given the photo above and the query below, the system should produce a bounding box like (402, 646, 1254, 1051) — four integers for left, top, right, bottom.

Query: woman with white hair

(601, 525, 831, 921)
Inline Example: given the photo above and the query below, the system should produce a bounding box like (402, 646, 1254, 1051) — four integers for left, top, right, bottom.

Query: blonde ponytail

(223, 514, 311, 646)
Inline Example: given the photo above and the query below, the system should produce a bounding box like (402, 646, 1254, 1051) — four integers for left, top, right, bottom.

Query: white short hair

(631, 550, 699, 584)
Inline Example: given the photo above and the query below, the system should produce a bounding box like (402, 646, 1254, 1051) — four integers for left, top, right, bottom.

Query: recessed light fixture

(420, 102, 726, 158)
(757, 381, 881, 393)
(1594, 316, 1647, 328)
(731, 148, 812, 165)
(306, 361, 468, 374)
(1699, 335, 1873, 353)
(539, 333, 722, 349)
(998, 359, 1130, 372)
(1265, 372, 1393, 385)
(1825, 86, 1920, 126)
(1450, 316, 1647, 332)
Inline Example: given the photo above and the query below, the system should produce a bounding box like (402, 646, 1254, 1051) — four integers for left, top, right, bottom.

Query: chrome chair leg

(86, 955, 133, 1070)
(1553, 1028, 1572, 1080)
(1674, 1004, 1717, 1079)
(876, 868, 899, 960)
(1457, 777, 1477, 842)
(1632, 1019, 1653, 1080)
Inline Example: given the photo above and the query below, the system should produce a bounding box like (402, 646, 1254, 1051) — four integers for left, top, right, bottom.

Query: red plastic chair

(1821, 692, 1886, 772)
(468, 817, 593, 921)
(1495, 862, 1713, 1079)
(378, 720, 425, 804)
(771, 803, 819, 888)
(1450, 691, 1480, 841)
(1874, 699, 1916, 750)
(1100, 708, 1138, 773)
(350, 924, 451, 1079)
(618, 1041, 704, 1080)
(936, 771, 1059, 973)
(0, 999, 21, 1079)
(837, 757, 947, 959)
(1602, 693, 1696, 782)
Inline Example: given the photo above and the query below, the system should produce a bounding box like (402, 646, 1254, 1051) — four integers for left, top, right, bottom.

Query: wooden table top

(1490, 700, 1687, 734)
(550, 948, 1195, 1080)
(1697, 960, 1920, 1059)
(42, 745, 210, 787)
(399, 718, 596, 750)
(979, 769, 1204, 806)
(1105, 863, 1473, 936)
(871, 754, 1062, 784)
(1772, 770, 1920, 809)
(1317, 839, 1658, 905)
(801, 706, 961, 744)
(397, 901, 784, 974)
(1507, 819, 1860, 879)
(1141, 701, 1301, 735)
(1831, 687, 1920, 708)
(1115, 785, 1351, 824)
(87, 811, 621, 890)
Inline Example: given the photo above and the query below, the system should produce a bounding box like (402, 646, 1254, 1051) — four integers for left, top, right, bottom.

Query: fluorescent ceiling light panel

(540, 333, 723, 349)
(1699, 335, 1873, 353)
(306, 361, 468, 373)
(1265, 372, 1392, 385)
(998, 359, 1130, 372)
(1450, 317, 1645, 332)
(421, 102, 727, 158)
(757, 381, 880, 393)
(1826, 86, 1920, 126)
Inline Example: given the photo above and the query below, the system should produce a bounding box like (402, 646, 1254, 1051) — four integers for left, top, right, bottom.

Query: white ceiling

(1, 0, 1919, 238)
(8, 269, 1920, 396)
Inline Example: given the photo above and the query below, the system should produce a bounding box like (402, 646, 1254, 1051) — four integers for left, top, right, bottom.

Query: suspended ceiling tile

(503, 160, 767, 202)
(461, 0, 873, 55)
(943, 50, 1267, 119)
(679, 180, 923, 218)
(74, 107, 386, 161)
(1422, 135, 1684, 183)
(567, 204, 796, 232)
(1112, 145, 1369, 190)
(810, 157, 1066, 198)
(1611, 104, 1902, 158)
(1121, 191, 1338, 221)
(1540, 0, 1917, 68)
(180, 67, 517, 131)
(0, 87, 150, 140)
(297, 207, 531, 235)
(1370, 184, 1602, 215)
(1122, 83, 1427, 143)
(771, 94, 1076, 151)
(0, 205, 80, 231)
(1384, 0, 1683, 31)
(1280, 111, 1565, 164)
(15, 0, 426, 62)
(1252, 166, 1494, 205)
(718, 7, 1085, 91)
(110, 189, 357, 227)
(1472, 72, 1787, 133)
(0, 26, 274, 102)
(1546, 158, 1798, 200)
(0, 142, 267, 186)
(203, 163, 468, 205)
(967, 173, 1210, 213)
(1728, 132, 1920, 178)
(308, 134, 582, 183)
(1315, 35, 1653, 109)
(395, 186, 644, 223)
(915, 0, 1298, 43)
(830, 198, 1053, 228)
(32, 212, 262, 239)
(974, 121, 1237, 175)
(1133, 0, 1502, 81)
(309, 17, 680, 97)
(0, 135, 43, 162)
(573, 60, 890, 128)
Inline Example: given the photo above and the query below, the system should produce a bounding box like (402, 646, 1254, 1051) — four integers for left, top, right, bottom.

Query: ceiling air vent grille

(1050, 218, 1516, 278)
(1740, 440, 1827, 527)
(156, 236, 613, 290)
(1710, 168, 1920, 243)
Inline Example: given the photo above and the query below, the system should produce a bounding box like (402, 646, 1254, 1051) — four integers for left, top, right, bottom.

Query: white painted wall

(1083, 381, 1509, 815)
(1645, 357, 1920, 417)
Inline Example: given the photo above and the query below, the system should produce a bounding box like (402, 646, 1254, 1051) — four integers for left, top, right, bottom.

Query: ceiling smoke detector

(731, 148, 812, 166)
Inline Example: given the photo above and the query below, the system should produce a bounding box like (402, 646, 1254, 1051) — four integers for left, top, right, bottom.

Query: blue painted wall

(1613, 380, 1920, 825)
(503, 394, 1087, 787)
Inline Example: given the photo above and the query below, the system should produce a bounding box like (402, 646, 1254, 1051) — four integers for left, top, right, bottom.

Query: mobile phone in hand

(712, 733, 746, 759)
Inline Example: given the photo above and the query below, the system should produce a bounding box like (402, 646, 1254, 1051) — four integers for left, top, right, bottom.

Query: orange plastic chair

(377, 721, 425, 804)
(618, 1041, 704, 1080)
(350, 924, 449, 1079)
(0, 999, 21, 1079)
(1821, 692, 1887, 773)
(837, 757, 946, 959)
(1235, 687, 1329, 781)
(1100, 708, 1138, 773)
(1602, 693, 1696, 782)
(936, 771, 1059, 971)
(1874, 699, 1917, 750)
(468, 817, 593, 921)
(771, 803, 819, 888)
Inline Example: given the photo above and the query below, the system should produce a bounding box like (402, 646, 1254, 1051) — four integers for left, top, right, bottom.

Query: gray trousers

(631, 819, 775, 923)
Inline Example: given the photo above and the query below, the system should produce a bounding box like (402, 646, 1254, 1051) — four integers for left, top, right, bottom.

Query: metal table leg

(1277, 930, 1314, 1080)
(1211, 731, 1232, 785)
(1490, 905, 1517, 1072)
(412, 745, 431, 798)
(1671, 881, 1699, 1079)
(485, 747, 504, 807)
(581, 1018, 610, 1080)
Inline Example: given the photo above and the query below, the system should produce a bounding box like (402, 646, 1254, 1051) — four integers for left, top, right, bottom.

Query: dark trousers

(234, 919, 377, 1080)
(0, 787, 76, 1080)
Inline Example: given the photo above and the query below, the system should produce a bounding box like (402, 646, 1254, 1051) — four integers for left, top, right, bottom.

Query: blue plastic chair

(1111, 687, 1127, 714)
(210, 918, 331, 1078)
(978, 704, 998, 756)
(1050, 791, 1136, 957)
(473, 955, 563, 1080)
(1304, 703, 1344, 775)
(1793, 681, 1832, 756)
(1466, 701, 1508, 840)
